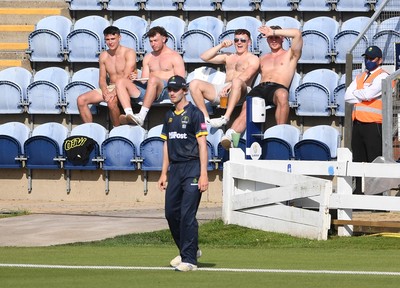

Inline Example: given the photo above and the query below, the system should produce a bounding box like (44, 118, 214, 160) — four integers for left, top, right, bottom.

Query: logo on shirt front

(181, 115, 189, 129)
(169, 131, 187, 139)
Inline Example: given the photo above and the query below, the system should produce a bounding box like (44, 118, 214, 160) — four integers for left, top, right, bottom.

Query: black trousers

(351, 120, 382, 194)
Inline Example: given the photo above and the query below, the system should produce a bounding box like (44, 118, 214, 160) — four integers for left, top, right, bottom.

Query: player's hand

(158, 175, 167, 192)
(221, 40, 233, 48)
(258, 25, 273, 37)
(198, 175, 208, 193)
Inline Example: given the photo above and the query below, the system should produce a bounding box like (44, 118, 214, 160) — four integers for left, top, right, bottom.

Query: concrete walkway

(0, 202, 222, 247)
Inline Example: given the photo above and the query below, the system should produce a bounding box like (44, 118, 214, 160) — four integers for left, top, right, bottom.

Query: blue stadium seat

(66, 16, 110, 62)
(63, 123, 107, 170)
(24, 122, 68, 169)
(206, 127, 224, 170)
(218, 16, 262, 54)
(66, 0, 104, 10)
(0, 122, 30, 168)
(140, 124, 164, 171)
(333, 17, 377, 64)
(261, 124, 300, 160)
(26, 16, 72, 62)
(259, 0, 293, 11)
(374, 0, 397, 11)
(294, 125, 340, 161)
(300, 17, 339, 63)
(182, 0, 217, 10)
(335, 0, 371, 11)
(294, 69, 339, 117)
(106, 0, 142, 10)
(144, 0, 179, 10)
(113, 16, 147, 54)
(26, 67, 69, 114)
(219, 0, 256, 11)
(142, 16, 185, 53)
(288, 72, 301, 107)
(297, 0, 331, 11)
(181, 16, 224, 63)
(333, 73, 346, 117)
(102, 125, 146, 170)
(63, 67, 99, 115)
(0, 67, 32, 114)
(257, 16, 301, 56)
(372, 16, 400, 64)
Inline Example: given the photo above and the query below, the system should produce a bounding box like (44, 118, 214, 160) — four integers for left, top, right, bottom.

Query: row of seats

(26, 15, 400, 64)
(65, 0, 385, 12)
(0, 121, 340, 175)
(0, 65, 354, 117)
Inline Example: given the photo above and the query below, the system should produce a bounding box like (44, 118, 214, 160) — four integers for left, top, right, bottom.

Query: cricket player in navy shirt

(158, 75, 209, 272)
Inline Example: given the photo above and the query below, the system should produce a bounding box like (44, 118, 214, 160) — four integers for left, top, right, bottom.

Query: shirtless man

(189, 29, 259, 128)
(77, 26, 137, 127)
(117, 26, 185, 126)
(221, 25, 303, 149)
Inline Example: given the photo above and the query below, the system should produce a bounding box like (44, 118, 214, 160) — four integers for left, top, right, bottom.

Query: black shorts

(247, 82, 289, 106)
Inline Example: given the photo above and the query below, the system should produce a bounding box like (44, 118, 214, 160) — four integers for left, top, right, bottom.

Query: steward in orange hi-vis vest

(352, 68, 388, 123)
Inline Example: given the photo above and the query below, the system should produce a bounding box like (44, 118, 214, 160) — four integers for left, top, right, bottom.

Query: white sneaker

(175, 262, 198, 272)
(170, 249, 202, 267)
(221, 135, 232, 150)
(126, 113, 144, 126)
(209, 116, 228, 128)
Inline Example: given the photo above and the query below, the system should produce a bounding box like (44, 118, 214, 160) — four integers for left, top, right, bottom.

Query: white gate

(222, 148, 400, 240)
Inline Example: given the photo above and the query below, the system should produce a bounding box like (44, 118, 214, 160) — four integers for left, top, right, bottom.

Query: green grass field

(1, 220, 399, 288)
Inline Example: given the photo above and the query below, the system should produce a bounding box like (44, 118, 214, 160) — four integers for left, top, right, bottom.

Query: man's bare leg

(107, 96, 121, 127)
(273, 89, 289, 124)
(189, 79, 217, 121)
(77, 90, 103, 123)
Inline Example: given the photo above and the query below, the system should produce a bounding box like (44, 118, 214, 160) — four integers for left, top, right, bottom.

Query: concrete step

(0, 2, 69, 69)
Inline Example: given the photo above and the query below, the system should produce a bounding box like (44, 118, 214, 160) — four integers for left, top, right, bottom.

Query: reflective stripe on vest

(352, 68, 385, 123)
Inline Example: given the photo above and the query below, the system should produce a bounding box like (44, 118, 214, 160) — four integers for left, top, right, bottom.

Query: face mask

(365, 59, 378, 71)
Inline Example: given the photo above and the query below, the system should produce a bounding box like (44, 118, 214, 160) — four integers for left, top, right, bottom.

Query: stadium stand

(335, 0, 371, 12)
(332, 73, 346, 117)
(294, 69, 339, 117)
(219, 0, 256, 11)
(66, 0, 104, 10)
(300, 16, 339, 63)
(26, 67, 69, 114)
(181, 16, 224, 63)
(372, 16, 400, 64)
(26, 15, 72, 62)
(182, 0, 217, 11)
(333, 16, 378, 64)
(0, 122, 30, 169)
(113, 16, 148, 55)
(66, 15, 110, 62)
(206, 126, 224, 170)
(63, 67, 99, 115)
(101, 125, 146, 171)
(24, 122, 68, 169)
(142, 16, 185, 53)
(144, 0, 179, 11)
(259, 0, 293, 11)
(261, 124, 301, 160)
(0, 67, 32, 114)
(297, 0, 331, 11)
(140, 124, 164, 171)
(294, 125, 340, 160)
(105, 0, 142, 11)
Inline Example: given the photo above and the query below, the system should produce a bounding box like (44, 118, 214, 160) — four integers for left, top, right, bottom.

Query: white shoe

(126, 113, 144, 126)
(221, 135, 232, 150)
(175, 262, 198, 272)
(209, 116, 228, 128)
(170, 249, 202, 267)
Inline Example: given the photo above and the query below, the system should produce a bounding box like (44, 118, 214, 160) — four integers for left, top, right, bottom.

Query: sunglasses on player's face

(234, 38, 247, 43)
(167, 87, 182, 92)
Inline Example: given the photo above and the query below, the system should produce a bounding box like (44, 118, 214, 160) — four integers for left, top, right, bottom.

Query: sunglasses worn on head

(234, 38, 247, 43)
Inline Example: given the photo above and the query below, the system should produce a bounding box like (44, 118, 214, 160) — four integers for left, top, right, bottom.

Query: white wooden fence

(222, 148, 400, 240)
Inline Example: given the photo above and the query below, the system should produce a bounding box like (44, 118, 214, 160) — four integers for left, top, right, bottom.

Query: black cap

(362, 46, 382, 59)
(167, 75, 187, 90)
